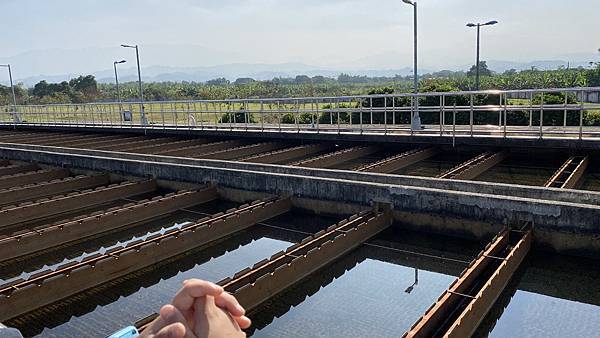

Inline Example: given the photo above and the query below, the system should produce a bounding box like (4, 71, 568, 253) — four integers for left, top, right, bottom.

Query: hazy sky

(0, 0, 599, 78)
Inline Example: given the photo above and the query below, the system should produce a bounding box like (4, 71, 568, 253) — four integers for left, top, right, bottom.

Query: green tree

(206, 78, 230, 86)
(467, 61, 493, 77)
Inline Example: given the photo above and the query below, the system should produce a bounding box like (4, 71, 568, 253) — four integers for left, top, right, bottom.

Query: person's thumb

(153, 323, 186, 338)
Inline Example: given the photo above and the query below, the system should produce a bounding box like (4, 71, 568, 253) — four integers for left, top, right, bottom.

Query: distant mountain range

(1, 44, 596, 87)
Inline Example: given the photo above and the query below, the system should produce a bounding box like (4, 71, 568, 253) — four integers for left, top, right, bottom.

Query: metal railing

(2, 87, 600, 140)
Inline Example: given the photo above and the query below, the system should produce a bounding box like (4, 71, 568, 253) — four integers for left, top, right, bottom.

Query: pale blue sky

(0, 0, 598, 78)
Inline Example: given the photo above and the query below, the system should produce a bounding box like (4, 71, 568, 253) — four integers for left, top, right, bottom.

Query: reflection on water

(252, 245, 458, 338)
(488, 290, 600, 338)
(477, 252, 600, 338)
(33, 237, 290, 338)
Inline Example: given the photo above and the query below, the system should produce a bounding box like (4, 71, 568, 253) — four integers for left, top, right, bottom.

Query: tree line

(1, 61, 599, 106)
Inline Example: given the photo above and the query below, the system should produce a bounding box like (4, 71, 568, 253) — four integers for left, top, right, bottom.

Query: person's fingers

(214, 292, 246, 317)
(153, 323, 186, 338)
(233, 315, 252, 329)
(159, 304, 195, 338)
(191, 296, 210, 337)
(143, 305, 193, 338)
(171, 279, 224, 312)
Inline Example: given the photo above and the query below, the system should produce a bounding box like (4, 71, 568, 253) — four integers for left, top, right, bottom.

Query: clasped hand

(139, 279, 251, 338)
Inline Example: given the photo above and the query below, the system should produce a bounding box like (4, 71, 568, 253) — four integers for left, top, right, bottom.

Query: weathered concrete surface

(0, 145, 599, 257)
(3, 143, 600, 207)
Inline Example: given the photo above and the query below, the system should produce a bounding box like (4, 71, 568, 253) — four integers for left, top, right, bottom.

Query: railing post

(529, 92, 533, 127)
(498, 94, 502, 127)
(564, 91, 568, 128)
(160, 103, 165, 130)
(278, 100, 282, 133)
(470, 94, 474, 137)
(336, 98, 340, 135)
(172, 102, 177, 129)
(199, 102, 205, 130)
(91, 105, 95, 126)
(315, 99, 320, 134)
(295, 99, 300, 133)
(349, 99, 353, 126)
(580, 90, 584, 140)
(310, 101, 315, 130)
(260, 101, 264, 132)
(213, 102, 221, 131)
(503, 93, 508, 138)
(230, 102, 234, 131)
(410, 96, 414, 136)
(384, 96, 388, 135)
(245, 100, 249, 132)
(392, 95, 396, 128)
(370, 97, 373, 126)
(440, 95, 444, 136)
(453, 103, 457, 147)
(539, 92, 544, 139)
(359, 99, 363, 135)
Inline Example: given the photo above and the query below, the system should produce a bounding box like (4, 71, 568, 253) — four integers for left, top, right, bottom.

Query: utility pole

(466, 20, 498, 90)
(121, 44, 146, 130)
(402, 0, 421, 130)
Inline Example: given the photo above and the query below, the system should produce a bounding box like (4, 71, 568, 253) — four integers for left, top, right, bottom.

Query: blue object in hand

(106, 326, 139, 338)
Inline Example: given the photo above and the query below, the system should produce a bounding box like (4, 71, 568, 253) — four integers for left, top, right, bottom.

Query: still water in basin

(251, 245, 461, 338)
(32, 235, 291, 338)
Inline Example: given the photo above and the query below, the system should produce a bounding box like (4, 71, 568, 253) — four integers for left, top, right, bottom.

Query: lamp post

(113, 60, 126, 110)
(120, 44, 146, 127)
(401, 0, 421, 130)
(0, 64, 17, 111)
(466, 20, 498, 90)
(0, 64, 20, 125)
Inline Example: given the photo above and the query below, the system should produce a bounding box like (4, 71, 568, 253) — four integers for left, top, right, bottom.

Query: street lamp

(466, 20, 498, 90)
(121, 44, 146, 126)
(0, 64, 17, 111)
(0, 64, 20, 125)
(401, 0, 421, 130)
(113, 60, 126, 110)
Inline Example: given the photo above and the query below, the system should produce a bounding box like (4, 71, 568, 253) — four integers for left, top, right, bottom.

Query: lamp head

(484, 20, 499, 26)
(466, 23, 477, 27)
(121, 44, 136, 48)
(115, 60, 127, 64)
(402, 0, 415, 5)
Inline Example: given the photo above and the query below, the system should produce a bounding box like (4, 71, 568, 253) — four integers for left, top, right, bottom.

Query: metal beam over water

(157, 140, 246, 157)
(200, 142, 286, 160)
(404, 226, 532, 338)
(0, 163, 39, 177)
(0, 196, 291, 322)
(0, 179, 156, 228)
(0, 169, 70, 189)
(0, 173, 109, 206)
(241, 143, 331, 164)
(545, 156, 589, 189)
(293, 146, 379, 168)
(357, 147, 438, 173)
(0, 187, 218, 262)
(438, 151, 507, 180)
